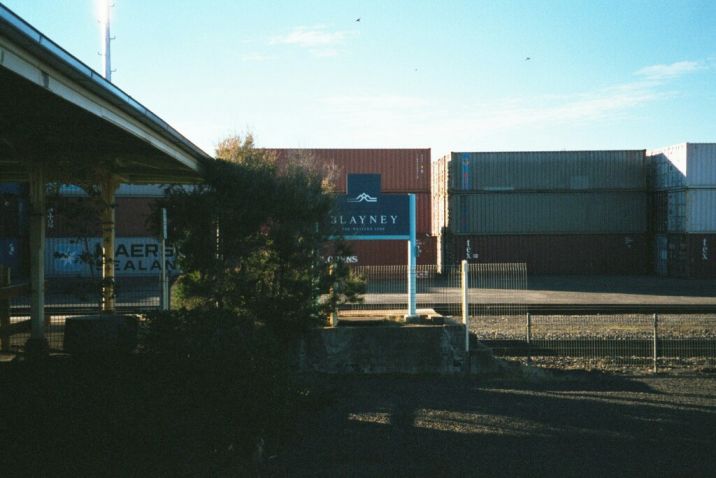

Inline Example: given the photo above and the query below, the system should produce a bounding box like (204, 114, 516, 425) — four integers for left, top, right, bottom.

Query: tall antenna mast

(101, 1, 115, 81)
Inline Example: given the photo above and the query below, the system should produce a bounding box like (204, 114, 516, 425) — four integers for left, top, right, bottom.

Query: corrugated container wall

(432, 155, 449, 235)
(47, 197, 158, 237)
(57, 184, 174, 197)
(448, 150, 646, 192)
(271, 149, 431, 193)
(648, 143, 716, 189)
(655, 234, 716, 278)
(45, 237, 178, 278)
(448, 192, 647, 234)
(443, 234, 649, 275)
(325, 236, 436, 266)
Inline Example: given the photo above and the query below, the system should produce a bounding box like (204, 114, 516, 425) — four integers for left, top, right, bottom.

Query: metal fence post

(526, 312, 532, 364)
(653, 313, 658, 373)
(461, 260, 469, 354)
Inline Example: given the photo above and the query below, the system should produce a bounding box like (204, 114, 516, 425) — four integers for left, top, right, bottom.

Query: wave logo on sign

(347, 192, 378, 203)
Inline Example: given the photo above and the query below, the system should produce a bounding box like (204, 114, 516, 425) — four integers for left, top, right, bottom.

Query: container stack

(271, 148, 436, 266)
(433, 150, 649, 274)
(44, 184, 173, 278)
(648, 143, 716, 278)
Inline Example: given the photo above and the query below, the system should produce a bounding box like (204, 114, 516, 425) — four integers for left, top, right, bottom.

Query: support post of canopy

(101, 175, 120, 313)
(25, 167, 49, 356)
(407, 193, 417, 318)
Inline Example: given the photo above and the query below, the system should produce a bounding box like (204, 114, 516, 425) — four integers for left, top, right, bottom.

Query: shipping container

(45, 237, 177, 278)
(47, 197, 158, 238)
(271, 149, 431, 192)
(651, 189, 716, 234)
(440, 150, 646, 192)
(0, 237, 21, 276)
(441, 234, 649, 275)
(56, 184, 177, 197)
(324, 236, 437, 266)
(0, 195, 21, 237)
(0, 183, 23, 195)
(446, 192, 647, 235)
(686, 189, 716, 233)
(656, 234, 716, 278)
(648, 143, 716, 190)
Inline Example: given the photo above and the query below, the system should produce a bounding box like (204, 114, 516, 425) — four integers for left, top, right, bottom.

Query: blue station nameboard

(331, 174, 410, 239)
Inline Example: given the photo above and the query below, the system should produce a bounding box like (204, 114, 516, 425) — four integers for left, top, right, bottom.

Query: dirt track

(271, 371, 716, 477)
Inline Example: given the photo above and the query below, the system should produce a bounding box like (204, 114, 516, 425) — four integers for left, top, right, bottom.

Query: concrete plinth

(297, 325, 466, 374)
(63, 314, 138, 355)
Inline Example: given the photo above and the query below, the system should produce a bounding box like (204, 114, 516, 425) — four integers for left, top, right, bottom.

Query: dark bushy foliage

(153, 140, 361, 341)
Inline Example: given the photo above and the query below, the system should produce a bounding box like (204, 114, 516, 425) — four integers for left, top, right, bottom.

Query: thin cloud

(635, 60, 703, 81)
(241, 52, 272, 62)
(317, 60, 706, 150)
(271, 26, 352, 48)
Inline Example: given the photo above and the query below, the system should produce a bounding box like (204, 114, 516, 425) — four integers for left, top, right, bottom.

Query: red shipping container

(442, 234, 649, 275)
(271, 148, 431, 193)
(47, 197, 158, 238)
(325, 236, 437, 266)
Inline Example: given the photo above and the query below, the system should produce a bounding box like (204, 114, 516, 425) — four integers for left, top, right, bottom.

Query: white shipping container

(687, 143, 716, 187)
(647, 143, 716, 189)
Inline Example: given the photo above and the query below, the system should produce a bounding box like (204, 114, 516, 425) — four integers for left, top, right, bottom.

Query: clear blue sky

(4, 0, 716, 157)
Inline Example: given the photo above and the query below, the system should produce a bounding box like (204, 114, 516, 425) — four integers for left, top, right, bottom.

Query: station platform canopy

(0, 4, 212, 184)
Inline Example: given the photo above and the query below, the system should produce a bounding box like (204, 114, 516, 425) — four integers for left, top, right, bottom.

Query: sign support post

(333, 174, 417, 320)
(407, 193, 417, 318)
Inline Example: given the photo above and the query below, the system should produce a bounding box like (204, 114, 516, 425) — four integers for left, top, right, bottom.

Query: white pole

(160, 208, 168, 310)
(102, 0, 112, 81)
(653, 313, 658, 373)
(461, 259, 469, 353)
(407, 193, 417, 317)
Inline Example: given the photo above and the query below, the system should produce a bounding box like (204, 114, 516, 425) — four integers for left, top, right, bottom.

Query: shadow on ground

(272, 370, 716, 477)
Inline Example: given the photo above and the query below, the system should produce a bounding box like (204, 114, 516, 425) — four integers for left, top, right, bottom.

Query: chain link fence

(4, 264, 716, 371)
(4, 276, 165, 352)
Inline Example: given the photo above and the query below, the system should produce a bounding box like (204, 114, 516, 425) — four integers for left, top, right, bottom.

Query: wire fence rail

(3, 264, 716, 372)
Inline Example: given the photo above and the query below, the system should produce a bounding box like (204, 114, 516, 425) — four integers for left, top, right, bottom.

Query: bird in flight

(355, 17, 361, 22)
(525, 57, 531, 61)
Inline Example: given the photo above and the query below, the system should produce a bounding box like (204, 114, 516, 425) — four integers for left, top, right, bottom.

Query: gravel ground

(268, 371, 716, 477)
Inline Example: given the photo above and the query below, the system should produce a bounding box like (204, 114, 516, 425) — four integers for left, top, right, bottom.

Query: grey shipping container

(441, 150, 646, 192)
(441, 234, 649, 275)
(447, 192, 647, 235)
